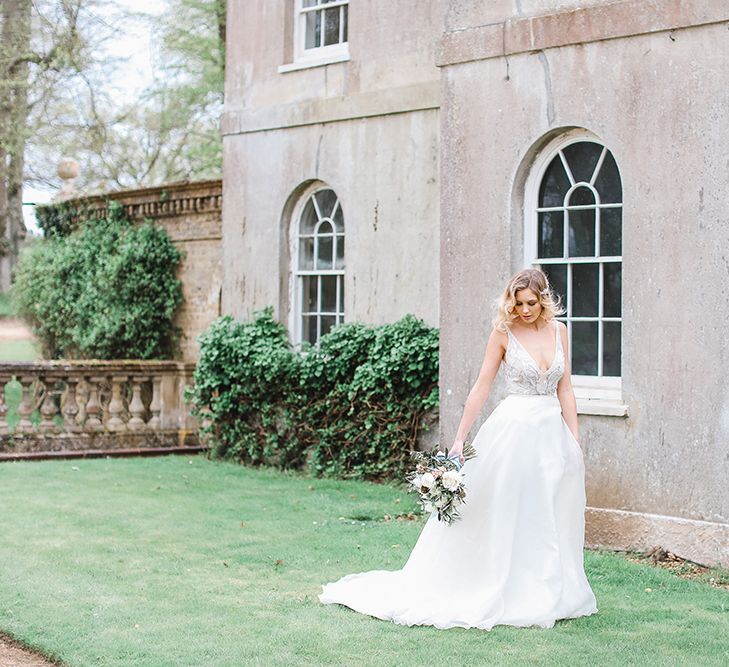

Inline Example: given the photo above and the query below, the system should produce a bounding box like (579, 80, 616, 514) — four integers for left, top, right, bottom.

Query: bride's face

(514, 288, 543, 324)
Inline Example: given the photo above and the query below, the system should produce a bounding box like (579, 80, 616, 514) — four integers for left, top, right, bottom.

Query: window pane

(323, 7, 340, 46)
(316, 235, 334, 269)
(563, 142, 603, 184)
(302, 276, 317, 313)
(538, 155, 571, 208)
(320, 315, 336, 338)
(572, 321, 598, 375)
(321, 276, 337, 312)
(542, 264, 567, 310)
(298, 237, 314, 269)
(603, 321, 621, 376)
(568, 208, 595, 257)
(332, 201, 344, 231)
(305, 9, 321, 49)
(572, 263, 599, 317)
(600, 207, 622, 256)
(303, 0, 317, 7)
(335, 235, 345, 269)
(302, 315, 318, 345)
(337, 276, 344, 313)
(568, 186, 595, 206)
(342, 4, 348, 42)
(300, 199, 318, 234)
(537, 211, 563, 258)
(593, 150, 622, 204)
(318, 219, 333, 235)
(315, 189, 337, 219)
(603, 262, 621, 317)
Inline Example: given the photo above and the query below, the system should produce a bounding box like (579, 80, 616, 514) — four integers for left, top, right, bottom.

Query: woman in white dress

(319, 268, 598, 630)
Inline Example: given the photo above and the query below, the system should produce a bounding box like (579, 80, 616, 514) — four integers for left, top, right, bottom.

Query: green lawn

(0, 457, 727, 667)
(0, 339, 38, 361)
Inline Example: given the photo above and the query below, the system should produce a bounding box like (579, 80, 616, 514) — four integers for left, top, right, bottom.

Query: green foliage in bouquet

(13, 202, 183, 359)
(187, 308, 439, 481)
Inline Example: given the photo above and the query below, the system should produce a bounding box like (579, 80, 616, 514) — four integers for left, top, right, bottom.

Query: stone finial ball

(57, 158, 80, 180)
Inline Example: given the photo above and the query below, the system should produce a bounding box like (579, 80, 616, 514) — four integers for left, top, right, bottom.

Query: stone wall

(38, 180, 223, 361)
(221, 0, 441, 333)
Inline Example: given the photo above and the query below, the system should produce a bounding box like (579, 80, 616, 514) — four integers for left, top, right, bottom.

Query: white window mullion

(598, 262, 604, 376)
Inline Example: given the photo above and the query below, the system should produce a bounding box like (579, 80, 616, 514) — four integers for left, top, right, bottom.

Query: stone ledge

(585, 505, 729, 568)
(0, 430, 199, 453)
(221, 80, 440, 136)
(437, 0, 729, 67)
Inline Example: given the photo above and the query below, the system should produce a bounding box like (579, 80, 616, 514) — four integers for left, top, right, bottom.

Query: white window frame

(524, 129, 627, 416)
(288, 184, 345, 347)
(279, 0, 350, 73)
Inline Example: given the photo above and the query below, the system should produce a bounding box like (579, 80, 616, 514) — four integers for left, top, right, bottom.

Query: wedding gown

(318, 320, 598, 630)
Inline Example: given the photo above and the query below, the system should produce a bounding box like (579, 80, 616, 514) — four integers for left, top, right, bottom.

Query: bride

(318, 268, 598, 630)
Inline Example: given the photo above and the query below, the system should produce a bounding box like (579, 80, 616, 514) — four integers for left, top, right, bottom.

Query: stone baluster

(38, 375, 60, 432)
(0, 375, 10, 436)
(128, 376, 147, 430)
(63, 376, 81, 432)
(84, 376, 105, 431)
(16, 376, 36, 433)
(106, 375, 128, 431)
(148, 375, 162, 430)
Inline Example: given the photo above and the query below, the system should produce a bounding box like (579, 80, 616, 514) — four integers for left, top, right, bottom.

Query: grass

(0, 456, 727, 667)
(0, 339, 38, 361)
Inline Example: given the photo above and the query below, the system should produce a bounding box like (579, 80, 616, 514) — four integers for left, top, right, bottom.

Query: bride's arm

(556, 321, 580, 442)
(448, 327, 507, 458)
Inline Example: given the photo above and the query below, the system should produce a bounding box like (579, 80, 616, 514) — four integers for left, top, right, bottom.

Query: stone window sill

(577, 398, 629, 417)
(278, 53, 350, 74)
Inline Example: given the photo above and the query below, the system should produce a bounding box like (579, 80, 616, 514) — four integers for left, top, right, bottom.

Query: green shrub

(187, 308, 439, 481)
(12, 202, 183, 359)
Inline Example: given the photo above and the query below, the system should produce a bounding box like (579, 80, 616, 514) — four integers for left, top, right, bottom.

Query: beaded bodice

(502, 321, 564, 396)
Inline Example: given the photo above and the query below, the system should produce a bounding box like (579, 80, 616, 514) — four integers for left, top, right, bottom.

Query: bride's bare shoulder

(488, 325, 509, 351)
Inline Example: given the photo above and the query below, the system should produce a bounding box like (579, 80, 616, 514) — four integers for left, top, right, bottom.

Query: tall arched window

(525, 131, 623, 396)
(294, 187, 345, 345)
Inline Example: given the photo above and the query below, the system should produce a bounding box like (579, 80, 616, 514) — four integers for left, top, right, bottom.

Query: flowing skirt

(318, 394, 598, 630)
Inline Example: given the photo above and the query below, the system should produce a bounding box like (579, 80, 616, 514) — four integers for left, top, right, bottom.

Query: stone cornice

(437, 0, 729, 68)
(38, 179, 222, 225)
(221, 80, 440, 136)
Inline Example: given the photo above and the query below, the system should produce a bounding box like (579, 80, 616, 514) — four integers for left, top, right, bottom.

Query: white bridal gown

(318, 320, 598, 630)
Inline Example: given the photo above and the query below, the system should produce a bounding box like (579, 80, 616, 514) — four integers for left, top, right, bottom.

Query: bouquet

(406, 442, 478, 525)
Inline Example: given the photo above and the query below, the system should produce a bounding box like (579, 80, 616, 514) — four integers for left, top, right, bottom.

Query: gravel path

(0, 634, 57, 667)
(0, 318, 33, 341)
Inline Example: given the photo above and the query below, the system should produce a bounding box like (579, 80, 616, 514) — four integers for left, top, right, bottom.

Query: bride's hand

(447, 439, 465, 464)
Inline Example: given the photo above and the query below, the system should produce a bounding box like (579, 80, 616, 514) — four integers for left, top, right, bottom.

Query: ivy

(13, 202, 183, 359)
(187, 308, 439, 481)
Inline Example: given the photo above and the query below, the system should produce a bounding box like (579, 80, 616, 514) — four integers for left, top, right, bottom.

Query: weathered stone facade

(221, 1, 441, 330)
(223, 0, 729, 566)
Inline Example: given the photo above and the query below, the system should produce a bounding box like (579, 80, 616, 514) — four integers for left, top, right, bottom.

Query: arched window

(525, 132, 623, 393)
(294, 187, 345, 345)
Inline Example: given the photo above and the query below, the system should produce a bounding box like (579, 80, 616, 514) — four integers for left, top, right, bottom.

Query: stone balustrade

(0, 360, 199, 454)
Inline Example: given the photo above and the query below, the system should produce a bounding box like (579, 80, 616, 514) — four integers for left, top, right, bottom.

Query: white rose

(434, 497, 447, 508)
(423, 501, 435, 512)
(420, 472, 435, 489)
(411, 474, 422, 488)
(442, 470, 462, 491)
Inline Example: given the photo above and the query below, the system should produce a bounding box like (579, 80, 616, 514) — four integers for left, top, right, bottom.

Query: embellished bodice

(502, 321, 564, 396)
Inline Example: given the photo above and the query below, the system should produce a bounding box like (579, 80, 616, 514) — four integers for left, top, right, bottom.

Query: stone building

(221, 1, 729, 566)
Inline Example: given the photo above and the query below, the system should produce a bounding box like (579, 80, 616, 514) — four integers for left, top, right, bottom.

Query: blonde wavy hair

(493, 268, 565, 332)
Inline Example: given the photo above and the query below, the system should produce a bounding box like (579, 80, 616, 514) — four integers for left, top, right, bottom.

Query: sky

(23, 0, 166, 234)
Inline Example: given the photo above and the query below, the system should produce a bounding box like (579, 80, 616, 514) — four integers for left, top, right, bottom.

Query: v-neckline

(508, 322, 559, 374)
